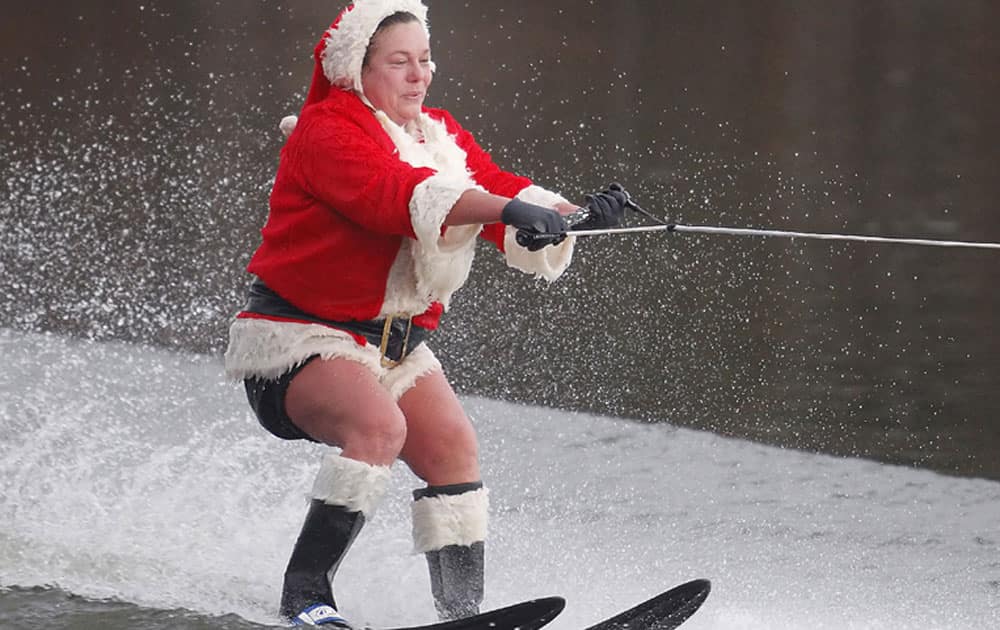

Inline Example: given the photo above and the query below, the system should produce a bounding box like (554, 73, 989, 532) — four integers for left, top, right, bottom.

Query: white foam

(1, 328, 997, 628)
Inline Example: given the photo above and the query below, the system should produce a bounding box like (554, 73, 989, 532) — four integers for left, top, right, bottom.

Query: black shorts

(238, 278, 432, 441)
(244, 356, 319, 442)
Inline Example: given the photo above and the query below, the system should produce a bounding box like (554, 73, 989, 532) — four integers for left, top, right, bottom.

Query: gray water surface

(1, 329, 998, 629)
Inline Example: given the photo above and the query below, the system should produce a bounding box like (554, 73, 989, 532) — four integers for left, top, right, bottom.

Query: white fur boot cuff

(411, 487, 489, 554)
(310, 452, 392, 518)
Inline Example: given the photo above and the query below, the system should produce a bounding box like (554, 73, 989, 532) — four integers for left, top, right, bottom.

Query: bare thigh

(284, 356, 407, 466)
(397, 369, 481, 486)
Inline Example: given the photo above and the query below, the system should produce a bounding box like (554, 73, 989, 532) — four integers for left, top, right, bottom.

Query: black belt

(244, 278, 430, 368)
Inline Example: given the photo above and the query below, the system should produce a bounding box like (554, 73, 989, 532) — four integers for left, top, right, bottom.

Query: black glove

(501, 199, 569, 252)
(572, 182, 630, 231)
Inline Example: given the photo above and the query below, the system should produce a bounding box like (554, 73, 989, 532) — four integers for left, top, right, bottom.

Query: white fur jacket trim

(503, 185, 576, 281)
(223, 317, 441, 399)
(224, 318, 377, 381)
(375, 110, 485, 313)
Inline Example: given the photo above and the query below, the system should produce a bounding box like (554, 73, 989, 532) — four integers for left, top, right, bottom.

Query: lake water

(2, 11, 1000, 626)
(1, 329, 998, 629)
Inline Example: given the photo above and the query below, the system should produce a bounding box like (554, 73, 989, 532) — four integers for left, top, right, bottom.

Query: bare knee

(292, 403, 407, 465)
(340, 411, 408, 464)
(397, 370, 481, 484)
(285, 358, 408, 465)
(402, 416, 480, 484)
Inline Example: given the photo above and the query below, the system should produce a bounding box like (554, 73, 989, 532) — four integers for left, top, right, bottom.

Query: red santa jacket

(243, 88, 535, 329)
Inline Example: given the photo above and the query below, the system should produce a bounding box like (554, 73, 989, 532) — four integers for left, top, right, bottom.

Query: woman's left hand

(573, 183, 631, 230)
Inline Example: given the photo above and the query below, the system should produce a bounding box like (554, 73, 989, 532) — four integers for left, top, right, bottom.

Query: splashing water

(2, 328, 997, 629)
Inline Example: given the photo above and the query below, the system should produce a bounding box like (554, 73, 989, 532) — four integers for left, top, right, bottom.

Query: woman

(225, 0, 628, 626)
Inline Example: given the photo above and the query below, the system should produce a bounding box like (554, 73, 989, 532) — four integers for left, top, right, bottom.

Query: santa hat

(304, 0, 431, 108)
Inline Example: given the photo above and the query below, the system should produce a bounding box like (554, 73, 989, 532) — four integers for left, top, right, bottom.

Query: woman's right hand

(500, 199, 569, 251)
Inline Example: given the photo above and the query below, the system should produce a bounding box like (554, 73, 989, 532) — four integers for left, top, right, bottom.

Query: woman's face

(361, 21, 433, 126)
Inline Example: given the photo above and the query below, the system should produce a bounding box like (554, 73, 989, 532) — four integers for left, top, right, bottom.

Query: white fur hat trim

(322, 0, 431, 93)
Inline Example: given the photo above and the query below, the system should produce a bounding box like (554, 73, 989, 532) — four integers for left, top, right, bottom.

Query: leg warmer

(311, 451, 392, 517)
(411, 482, 489, 553)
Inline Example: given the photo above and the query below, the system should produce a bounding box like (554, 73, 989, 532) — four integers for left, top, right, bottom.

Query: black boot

(279, 500, 365, 621)
(412, 483, 488, 621)
(425, 541, 485, 620)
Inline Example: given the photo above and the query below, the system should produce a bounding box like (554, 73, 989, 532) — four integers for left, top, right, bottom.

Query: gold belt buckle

(379, 315, 412, 369)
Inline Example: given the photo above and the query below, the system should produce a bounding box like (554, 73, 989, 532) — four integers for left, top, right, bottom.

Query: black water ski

(371, 579, 706, 630)
(585, 579, 711, 630)
(383, 596, 565, 630)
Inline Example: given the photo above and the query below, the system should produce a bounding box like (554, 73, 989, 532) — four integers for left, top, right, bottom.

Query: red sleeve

(282, 103, 436, 239)
(428, 108, 533, 198)
(425, 108, 529, 252)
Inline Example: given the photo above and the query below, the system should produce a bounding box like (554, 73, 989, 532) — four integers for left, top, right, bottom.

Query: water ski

(381, 596, 565, 630)
(584, 579, 712, 630)
(378, 579, 709, 630)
